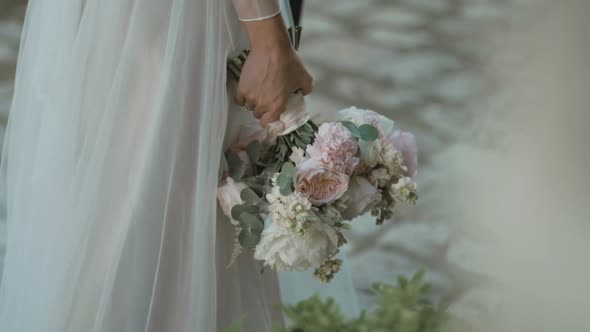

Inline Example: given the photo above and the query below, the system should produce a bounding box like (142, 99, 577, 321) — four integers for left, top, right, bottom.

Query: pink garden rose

(295, 158, 349, 205)
(340, 176, 382, 220)
(386, 130, 418, 179)
(307, 122, 359, 175)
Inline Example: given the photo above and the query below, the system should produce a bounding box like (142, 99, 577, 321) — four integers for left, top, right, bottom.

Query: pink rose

(340, 176, 382, 220)
(387, 130, 418, 179)
(307, 122, 359, 175)
(295, 158, 350, 205)
(217, 177, 248, 225)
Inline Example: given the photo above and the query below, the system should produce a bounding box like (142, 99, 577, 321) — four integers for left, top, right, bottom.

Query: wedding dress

(0, 0, 360, 331)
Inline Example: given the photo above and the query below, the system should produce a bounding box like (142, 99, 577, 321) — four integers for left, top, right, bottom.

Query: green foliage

(238, 228, 261, 249)
(230, 204, 258, 221)
(370, 270, 451, 332)
(341, 121, 360, 137)
(226, 150, 247, 180)
(289, 122, 316, 148)
(246, 140, 262, 165)
(225, 270, 471, 332)
(231, 189, 265, 249)
(283, 296, 349, 331)
(340, 121, 379, 142)
(277, 162, 296, 195)
(357, 124, 379, 141)
(236, 210, 264, 249)
(259, 121, 317, 170)
(240, 187, 261, 204)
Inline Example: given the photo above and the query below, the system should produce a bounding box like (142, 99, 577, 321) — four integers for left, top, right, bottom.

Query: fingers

(253, 106, 265, 119)
(260, 110, 281, 127)
(235, 89, 246, 106)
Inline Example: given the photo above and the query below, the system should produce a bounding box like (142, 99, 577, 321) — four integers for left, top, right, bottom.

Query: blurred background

(0, 0, 517, 326)
(2, 1, 588, 331)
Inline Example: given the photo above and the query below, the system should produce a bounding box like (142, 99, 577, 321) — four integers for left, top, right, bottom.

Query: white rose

(254, 221, 339, 272)
(337, 106, 395, 136)
(340, 176, 382, 220)
(358, 139, 382, 167)
(217, 177, 248, 225)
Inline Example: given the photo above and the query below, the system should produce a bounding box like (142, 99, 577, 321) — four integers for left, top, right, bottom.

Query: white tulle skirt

(0, 0, 284, 331)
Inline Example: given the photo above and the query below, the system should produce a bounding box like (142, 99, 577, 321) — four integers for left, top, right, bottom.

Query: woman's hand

(235, 14, 313, 126)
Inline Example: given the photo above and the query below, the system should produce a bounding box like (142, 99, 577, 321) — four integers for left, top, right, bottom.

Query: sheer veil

(0, 0, 358, 330)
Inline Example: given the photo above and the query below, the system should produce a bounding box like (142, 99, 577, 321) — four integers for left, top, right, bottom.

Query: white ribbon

(232, 92, 310, 150)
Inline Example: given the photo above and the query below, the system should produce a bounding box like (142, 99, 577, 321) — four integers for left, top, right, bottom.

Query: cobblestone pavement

(299, 0, 518, 321)
(0, 0, 519, 324)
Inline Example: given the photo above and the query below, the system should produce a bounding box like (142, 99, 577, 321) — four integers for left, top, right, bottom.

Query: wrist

(244, 14, 293, 52)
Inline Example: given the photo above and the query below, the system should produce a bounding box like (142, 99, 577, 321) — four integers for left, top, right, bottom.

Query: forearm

(232, 0, 281, 21)
(232, 0, 292, 52)
(243, 15, 293, 52)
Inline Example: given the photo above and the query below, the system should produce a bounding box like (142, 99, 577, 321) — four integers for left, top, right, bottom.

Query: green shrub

(228, 270, 470, 332)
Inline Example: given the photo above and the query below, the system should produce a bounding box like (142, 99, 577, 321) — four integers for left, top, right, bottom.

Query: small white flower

(289, 147, 307, 166)
(392, 177, 418, 203)
(265, 185, 282, 204)
(267, 187, 313, 233)
(369, 168, 391, 187)
(254, 221, 339, 272)
(380, 142, 403, 175)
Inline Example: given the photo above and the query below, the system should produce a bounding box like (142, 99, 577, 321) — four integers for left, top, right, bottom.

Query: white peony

(340, 176, 382, 220)
(254, 221, 339, 272)
(217, 177, 248, 225)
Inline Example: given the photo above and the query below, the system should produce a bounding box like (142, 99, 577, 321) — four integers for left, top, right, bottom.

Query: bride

(0, 0, 320, 331)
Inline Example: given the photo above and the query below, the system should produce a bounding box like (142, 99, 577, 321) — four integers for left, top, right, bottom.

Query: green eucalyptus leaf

(277, 162, 296, 195)
(238, 212, 264, 232)
(278, 177, 293, 195)
(238, 229, 262, 249)
(341, 121, 359, 136)
(240, 187, 260, 203)
(226, 150, 246, 180)
(246, 140, 262, 164)
(226, 150, 241, 169)
(230, 204, 258, 221)
(220, 155, 229, 174)
(293, 137, 306, 148)
(358, 124, 379, 141)
(281, 162, 295, 177)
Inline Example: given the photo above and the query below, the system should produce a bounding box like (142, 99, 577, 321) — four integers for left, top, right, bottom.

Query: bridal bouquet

(218, 105, 418, 282)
